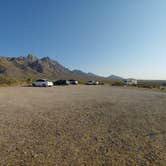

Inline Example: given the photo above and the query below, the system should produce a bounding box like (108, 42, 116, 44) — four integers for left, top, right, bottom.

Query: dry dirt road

(0, 85, 165, 166)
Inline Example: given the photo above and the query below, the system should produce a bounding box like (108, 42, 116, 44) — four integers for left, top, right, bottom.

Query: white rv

(124, 79, 137, 85)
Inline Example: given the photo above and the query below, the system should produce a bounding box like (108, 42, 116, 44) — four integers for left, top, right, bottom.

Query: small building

(124, 79, 138, 85)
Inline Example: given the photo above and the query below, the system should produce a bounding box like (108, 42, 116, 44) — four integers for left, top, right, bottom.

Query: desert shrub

(111, 81, 125, 86)
(26, 78, 33, 84)
(99, 81, 104, 85)
(138, 84, 153, 89)
(78, 80, 86, 84)
(160, 86, 166, 90)
(0, 77, 32, 86)
(0, 77, 18, 85)
(137, 80, 166, 89)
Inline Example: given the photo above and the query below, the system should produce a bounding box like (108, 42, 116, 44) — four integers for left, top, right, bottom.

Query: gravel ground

(0, 85, 165, 165)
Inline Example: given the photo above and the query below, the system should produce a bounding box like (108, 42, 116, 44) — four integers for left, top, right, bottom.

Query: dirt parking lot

(0, 85, 165, 165)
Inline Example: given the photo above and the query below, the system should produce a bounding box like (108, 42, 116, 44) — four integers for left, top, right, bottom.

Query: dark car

(54, 80, 70, 86)
(69, 80, 78, 85)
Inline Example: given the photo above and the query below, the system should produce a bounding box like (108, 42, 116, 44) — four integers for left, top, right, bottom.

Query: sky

(0, 0, 166, 79)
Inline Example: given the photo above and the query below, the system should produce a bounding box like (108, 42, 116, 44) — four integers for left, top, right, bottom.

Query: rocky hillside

(0, 55, 123, 81)
(0, 55, 104, 80)
(0, 55, 73, 79)
(72, 70, 104, 80)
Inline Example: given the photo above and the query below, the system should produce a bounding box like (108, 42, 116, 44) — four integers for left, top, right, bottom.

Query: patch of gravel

(0, 86, 165, 165)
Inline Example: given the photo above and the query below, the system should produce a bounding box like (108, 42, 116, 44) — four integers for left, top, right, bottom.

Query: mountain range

(0, 55, 124, 81)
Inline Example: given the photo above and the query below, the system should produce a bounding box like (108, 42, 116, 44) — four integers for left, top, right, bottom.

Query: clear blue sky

(0, 0, 166, 79)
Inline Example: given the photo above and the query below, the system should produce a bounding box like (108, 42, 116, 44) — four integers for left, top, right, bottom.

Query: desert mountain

(72, 70, 103, 79)
(72, 70, 124, 80)
(0, 55, 73, 79)
(0, 55, 123, 80)
(107, 75, 124, 81)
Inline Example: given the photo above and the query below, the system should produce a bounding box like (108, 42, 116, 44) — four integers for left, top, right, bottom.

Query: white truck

(32, 79, 53, 87)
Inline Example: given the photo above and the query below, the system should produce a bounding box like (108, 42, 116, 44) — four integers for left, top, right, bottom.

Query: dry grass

(0, 85, 165, 165)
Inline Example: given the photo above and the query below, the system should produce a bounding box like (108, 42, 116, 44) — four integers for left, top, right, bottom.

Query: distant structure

(124, 79, 138, 85)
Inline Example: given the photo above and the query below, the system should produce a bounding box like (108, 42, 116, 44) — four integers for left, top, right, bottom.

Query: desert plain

(0, 85, 165, 165)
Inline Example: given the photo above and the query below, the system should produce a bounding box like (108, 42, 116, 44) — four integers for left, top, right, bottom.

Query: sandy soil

(0, 85, 165, 165)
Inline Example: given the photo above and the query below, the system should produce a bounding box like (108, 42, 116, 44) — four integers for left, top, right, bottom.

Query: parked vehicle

(69, 79, 78, 85)
(86, 80, 99, 85)
(54, 80, 70, 86)
(32, 79, 53, 87)
(124, 79, 138, 86)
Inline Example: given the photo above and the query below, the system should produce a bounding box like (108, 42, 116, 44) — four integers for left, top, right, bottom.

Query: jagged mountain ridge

(0, 55, 73, 79)
(0, 55, 123, 80)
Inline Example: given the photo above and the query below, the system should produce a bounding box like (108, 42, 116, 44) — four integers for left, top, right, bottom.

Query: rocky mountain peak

(27, 54, 38, 62)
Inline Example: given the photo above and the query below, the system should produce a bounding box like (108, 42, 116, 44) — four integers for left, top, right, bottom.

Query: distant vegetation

(110, 81, 125, 86)
(137, 80, 166, 89)
(108, 80, 166, 92)
(0, 77, 33, 86)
